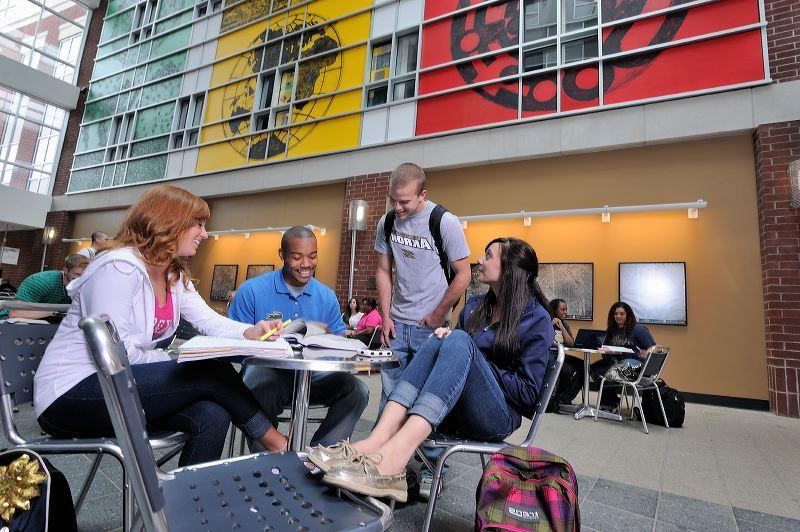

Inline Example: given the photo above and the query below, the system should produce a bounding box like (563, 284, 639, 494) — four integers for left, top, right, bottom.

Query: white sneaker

(418, 473, 443, 501)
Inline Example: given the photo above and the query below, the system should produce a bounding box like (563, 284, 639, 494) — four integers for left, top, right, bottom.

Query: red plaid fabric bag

(475, 446, 579, 532)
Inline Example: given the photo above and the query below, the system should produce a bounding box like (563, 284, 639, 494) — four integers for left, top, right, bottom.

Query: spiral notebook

(177, 335, 292, 363)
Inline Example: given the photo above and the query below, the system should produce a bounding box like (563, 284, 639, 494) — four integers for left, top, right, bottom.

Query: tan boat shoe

(305, 440, 360, 473)
(322, 454, 408, 502)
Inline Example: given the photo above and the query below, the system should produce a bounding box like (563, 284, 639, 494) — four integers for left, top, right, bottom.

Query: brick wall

(754, 120, 800, 417)
(765, 0, 800, 83)
(0, 211, 74, 287)
(334, 173, 390, 310)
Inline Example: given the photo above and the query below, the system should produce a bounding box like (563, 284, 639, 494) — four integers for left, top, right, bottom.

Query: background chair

(0, 301, 187, 530)
(593, 345, 671, 433)
(416, 344, 565, 532)
(79, 314, 392, 531)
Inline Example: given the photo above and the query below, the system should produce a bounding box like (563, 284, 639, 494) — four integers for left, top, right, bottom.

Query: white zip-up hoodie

(34, 247, 249, 417)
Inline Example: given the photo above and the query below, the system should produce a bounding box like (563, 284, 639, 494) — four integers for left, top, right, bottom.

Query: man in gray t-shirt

(373, 163, 471, 404)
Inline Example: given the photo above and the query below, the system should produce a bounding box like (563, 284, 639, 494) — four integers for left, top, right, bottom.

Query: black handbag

(638, 380, 686, 428)
(0, 449, 78, 532)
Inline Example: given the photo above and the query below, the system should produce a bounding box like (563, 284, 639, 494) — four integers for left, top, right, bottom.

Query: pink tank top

(153, 290, 174, 339)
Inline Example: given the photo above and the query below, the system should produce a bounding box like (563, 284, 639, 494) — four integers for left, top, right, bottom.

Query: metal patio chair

(80, 314, 392, 531)
(0, 301, 187, 530)
(594, 345, 671, 433)
(416, 343, 565, 532)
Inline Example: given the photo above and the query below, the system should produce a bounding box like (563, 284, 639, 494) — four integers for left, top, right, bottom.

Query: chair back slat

(0, 322, 58, 405)
(522, 344, 565, 447)
(79, 315, 167, 530)
(640, 346, 670, 380)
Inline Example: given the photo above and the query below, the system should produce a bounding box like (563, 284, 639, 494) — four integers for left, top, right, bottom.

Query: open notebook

(177, 336, 292, 363)
(282, 320, 367, 352)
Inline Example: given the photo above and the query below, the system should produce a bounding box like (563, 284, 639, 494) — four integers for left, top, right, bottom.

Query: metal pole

(0, 223, 7, 277)
(347, 229, 356, 302)
(40, 242, 48, 272)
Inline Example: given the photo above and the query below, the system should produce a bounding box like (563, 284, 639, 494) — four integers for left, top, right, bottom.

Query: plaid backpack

(476, 446, 579, 532)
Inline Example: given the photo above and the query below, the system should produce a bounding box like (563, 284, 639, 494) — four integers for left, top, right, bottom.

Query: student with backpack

(375, 163, 472, 496)
(307, 237, 554, 502)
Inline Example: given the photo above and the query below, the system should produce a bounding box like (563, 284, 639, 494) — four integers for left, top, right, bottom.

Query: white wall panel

(387, 102, 415, 141)
(166, 151, 183, 178)
(397, 0, 422, 30)
(361, 108, 388, 145)
(181, 148, 199, 177)
(371, 4, 395, 38)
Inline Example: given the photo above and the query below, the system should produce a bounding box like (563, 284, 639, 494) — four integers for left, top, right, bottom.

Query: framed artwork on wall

(210, 265, 238, 301)
(246, 264, 275, 281)
(538, 263, 594, 321)
(466, 263, 490, 301)
(619, 262, 687, 326)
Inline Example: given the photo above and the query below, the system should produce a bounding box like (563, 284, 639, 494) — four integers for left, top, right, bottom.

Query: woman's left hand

(244, 319, 285, 341)
(433, 327, 451, 339)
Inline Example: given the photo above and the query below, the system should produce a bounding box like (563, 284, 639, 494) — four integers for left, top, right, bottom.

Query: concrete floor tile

(653, 520, 687, 531)
(435, 481, 477, 520)
(581, 500, 655, 531)
(577, 475, 597, 504)
(76, 492, 123, 532)
(587, 479, 659, 518)
(734, 507, 800, 531)
(657, 492, 737, 532)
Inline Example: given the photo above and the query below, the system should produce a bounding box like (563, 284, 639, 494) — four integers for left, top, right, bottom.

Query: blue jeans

(242, 367, 369, 449)
(38, 360, 271, 467)
(389, 330, 517, 442)
(380, 321, 435, 411)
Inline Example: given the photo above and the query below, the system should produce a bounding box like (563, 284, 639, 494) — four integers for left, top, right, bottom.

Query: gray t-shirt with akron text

(374, 201, 470, 325)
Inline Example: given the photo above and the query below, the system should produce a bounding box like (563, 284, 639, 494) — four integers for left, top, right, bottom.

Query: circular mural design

(220, 13, 342, 160)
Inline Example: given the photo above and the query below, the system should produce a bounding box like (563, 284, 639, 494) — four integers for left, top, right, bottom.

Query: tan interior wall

(428, 135, 766, 400)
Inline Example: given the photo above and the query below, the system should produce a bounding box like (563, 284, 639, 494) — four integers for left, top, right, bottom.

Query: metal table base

(560, 348, 623, 422)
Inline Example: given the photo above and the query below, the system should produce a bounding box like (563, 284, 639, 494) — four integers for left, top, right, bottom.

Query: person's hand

(381, 315, 395, 347)
(419, 311, 446, 329)
(433, 327, 451, 339)
(552, 317, 562, 329)
(244, 319, 285, 341)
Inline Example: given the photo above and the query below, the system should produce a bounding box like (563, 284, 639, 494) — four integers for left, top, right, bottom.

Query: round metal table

(560, 347, 624, 422)
(244, 347, 400, 451)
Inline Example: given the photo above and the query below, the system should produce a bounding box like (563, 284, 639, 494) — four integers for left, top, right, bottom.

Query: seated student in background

(308, 237, 553, 501)
(77, 231, 109, 259)
(342, 297, 362, 330)
(346, 298, 381, 344)
(549, 298, 584, 408)
(34, 185, 289, 466)
(229, 226, 369, 451)
(590, 301, 656, 411)
(0, 254, 89, 320)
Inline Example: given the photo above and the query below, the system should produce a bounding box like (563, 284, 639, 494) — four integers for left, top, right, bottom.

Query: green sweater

(0, 270, 69, 319)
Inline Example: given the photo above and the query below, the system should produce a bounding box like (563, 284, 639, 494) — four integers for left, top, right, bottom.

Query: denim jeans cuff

(407, 391, 448, 427)
(241, 411, 271, 441)
(387, 380, 420, 409)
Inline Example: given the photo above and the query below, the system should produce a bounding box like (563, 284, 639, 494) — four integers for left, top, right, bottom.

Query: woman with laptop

(590, 301, 656, 411)
(549, 298, 584, 409)
(34, 185, 291, 466)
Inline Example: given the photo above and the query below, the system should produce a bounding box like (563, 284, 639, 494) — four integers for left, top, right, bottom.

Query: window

(364, 30, 420, 108)
(194, 0, 222, 18)
(105, 112, 134, 162)
(171, 93, 204, 148)
(563, 0, 597, 33)
(253, 72, 277, 132)
(562, 33, 598, 63)
(278, 69, 294, 105)
(524, 0, 557, 42)
(523, 43, 557, 71)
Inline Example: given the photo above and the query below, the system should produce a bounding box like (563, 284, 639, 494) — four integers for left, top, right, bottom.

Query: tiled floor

(5, 374, 800, 531)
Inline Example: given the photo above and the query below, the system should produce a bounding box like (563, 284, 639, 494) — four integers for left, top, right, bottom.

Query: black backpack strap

(383, 210, 396, 255)
(429, 204, 455, 284)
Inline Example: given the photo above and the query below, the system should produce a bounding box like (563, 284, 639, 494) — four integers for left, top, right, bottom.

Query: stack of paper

(177, 335, 292, 363)
(600, 345, 636, 355)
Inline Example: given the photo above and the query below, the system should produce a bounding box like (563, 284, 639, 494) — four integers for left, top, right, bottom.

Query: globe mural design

(220, 13, 342, 160)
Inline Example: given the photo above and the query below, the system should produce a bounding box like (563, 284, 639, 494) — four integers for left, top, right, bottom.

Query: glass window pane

(274, 109, 289, 127)
(37, 13, 83, 61)
(392, 79, 414, 101)
(156, 0, 194, 19)
(262, 43, 280, 70)
(100, 10, 134, 43)
(259, 74, 275, 109)
(0, 34, 28, 64)
(523, 43, 557, 71)
(93, 50, 128, 79)
(43, 0, 88, 27)
(395, 34, 418, 76)
(2, 0, 41, 44)
(190, 94, 204, 126)
(96, 36, 129, 58)
(562, 34, 598, 63)
(125, 154, 166, 184)
(150, 26, 190, 58)
(278, 70, 294, 104)
(76, 119, 112, 152)
(370, 42, 391, 82)
(176, 98, 189, 129)
(84, 95, 119, 122)
(562, 0, 597, 33)
(139, 75, 181, 107)
(524, 0, 557, 42)
(130, 135, 168, 156)
(145, 51, 187, 82)
(73, 150, 105, 169)
(154, 8, 192, 35)
(106, 0, 137, 17)
(366, 84, 387, 107)
(89, 73, 124, 100)
(67, 165, 103, 192)
(133, 101, 175, 139)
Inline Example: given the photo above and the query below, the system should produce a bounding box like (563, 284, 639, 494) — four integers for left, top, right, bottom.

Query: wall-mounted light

(244, 233, 250, 239)
(601, 206, 611, 223)
(213, 234, 219, 241)
(523, 216, 532, 227)
(320, 228, 327, 236)
(347, 199, 370, 301)
(40, 226, 57, 271)
(461, 220, 468, 230)
(687, 208, 699, 219)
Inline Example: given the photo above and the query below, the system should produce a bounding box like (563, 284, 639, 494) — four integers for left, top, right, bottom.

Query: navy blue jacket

(456, 295, 554, 423)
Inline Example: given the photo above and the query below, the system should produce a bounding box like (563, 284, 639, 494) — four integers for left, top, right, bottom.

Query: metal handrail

(0, 301, 70, 312)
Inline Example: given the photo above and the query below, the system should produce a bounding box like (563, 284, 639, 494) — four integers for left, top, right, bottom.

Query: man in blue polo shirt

(229, 226, 369, 451)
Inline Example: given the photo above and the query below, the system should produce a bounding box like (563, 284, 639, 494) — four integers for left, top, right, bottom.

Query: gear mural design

(449, 0, 687, 111)
(220, 13, 342, 161)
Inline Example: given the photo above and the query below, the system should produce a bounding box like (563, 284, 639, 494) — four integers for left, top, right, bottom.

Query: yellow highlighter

(260, 319, 292, 341)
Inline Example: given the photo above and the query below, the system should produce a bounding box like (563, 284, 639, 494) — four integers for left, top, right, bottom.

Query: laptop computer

(573, 329, 606, 350)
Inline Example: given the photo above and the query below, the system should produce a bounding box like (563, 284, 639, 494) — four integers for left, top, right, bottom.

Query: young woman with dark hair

(34, 185, 290, 466)
(306, 237, 553, 501)
(589, 301, 656, 410)
(342, 297, 362, 330)
(548, 298, 584, 408)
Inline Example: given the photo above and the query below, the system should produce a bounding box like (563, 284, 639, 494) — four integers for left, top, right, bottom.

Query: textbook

(600, 345, 636, 355)
(177, 335, 293, 363)
(282, 320, 367, 352)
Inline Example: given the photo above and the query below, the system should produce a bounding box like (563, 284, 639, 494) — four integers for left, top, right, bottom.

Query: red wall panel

(416, 81, 518, 135)
(419, 52, 518, 94)
(602, 0, 694, 22)
(561, 65, 600, 111)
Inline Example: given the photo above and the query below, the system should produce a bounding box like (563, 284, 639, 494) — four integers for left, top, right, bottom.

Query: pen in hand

(260, 319, 292, 341)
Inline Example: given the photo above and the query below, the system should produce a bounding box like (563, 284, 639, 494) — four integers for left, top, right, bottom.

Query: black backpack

(383, 203, 455, 285)
(638, 380, 685, 428)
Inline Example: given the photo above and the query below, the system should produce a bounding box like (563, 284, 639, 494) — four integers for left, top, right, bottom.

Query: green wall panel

(76, 120, 112, 153)
(133, 102, 175, 139)
(140, 76, 181, 107)
(151, 26, 191, 59)
(125, 155, 167, 184)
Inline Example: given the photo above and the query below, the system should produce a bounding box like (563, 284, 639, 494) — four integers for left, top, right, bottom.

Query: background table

(560, 348, 623, 422)
(244, 347, 400, 451)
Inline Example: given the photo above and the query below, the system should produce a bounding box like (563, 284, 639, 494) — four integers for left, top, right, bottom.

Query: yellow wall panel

(196, 138, 248, 173)
(216, 19, 266, 59)
(288, 114, 361, 158)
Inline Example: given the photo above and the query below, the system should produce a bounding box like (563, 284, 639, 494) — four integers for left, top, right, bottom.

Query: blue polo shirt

(228, 269, 346, 334)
